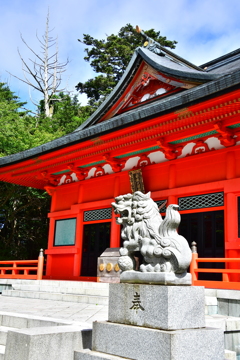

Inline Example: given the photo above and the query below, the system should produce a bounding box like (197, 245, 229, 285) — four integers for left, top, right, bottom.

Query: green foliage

(0, 85, 92, 157)
(0, 83, 28, 155)
(0, 183, 50, 260)
(76, 23, 177, 106)
(0, 24, 176, 261)
(0, 83, 92, 260)
(47, 92, 93, 134)
(0, 82, 51, 259)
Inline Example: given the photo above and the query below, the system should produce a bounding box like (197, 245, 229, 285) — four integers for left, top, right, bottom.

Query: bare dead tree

(9, 11, 69, 117)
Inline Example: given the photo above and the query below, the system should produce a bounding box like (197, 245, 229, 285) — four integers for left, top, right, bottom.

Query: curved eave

(201, 47, 240, 70)
(137, 48, 220, 83)
(75, 50, 142, 131)
(76, 47, 220, 131)
(0, 70, 240, 171)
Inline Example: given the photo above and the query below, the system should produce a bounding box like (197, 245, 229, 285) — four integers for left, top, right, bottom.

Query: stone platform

(90, 321, 224, 360)
(75, 282, 225, 360)
(120, 270, 192, 285)
(108, 283, 205, 330)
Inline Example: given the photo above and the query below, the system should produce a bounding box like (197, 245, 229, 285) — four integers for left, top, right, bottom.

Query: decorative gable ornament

(99, 62, 198, 122)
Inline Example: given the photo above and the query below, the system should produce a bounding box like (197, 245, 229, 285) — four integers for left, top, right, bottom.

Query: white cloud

(1, 0, 240, 109)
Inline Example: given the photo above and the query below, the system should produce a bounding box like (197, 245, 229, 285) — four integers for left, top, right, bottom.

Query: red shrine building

(1, 40, 240, 282)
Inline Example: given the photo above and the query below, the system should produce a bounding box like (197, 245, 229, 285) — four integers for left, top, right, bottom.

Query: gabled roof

(1, 44, 240, 188)
(75, 47, 220, 131)
(200, 47, 240, 73)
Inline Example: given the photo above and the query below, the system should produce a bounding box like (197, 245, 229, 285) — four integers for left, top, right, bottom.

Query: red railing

(190, 248, 240, 290)
(0, 249, 44, 280)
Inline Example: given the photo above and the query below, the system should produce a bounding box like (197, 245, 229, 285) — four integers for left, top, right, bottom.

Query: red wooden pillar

(78, 183, 84, 204)
(225, 192, 239, 281)
(225, 193, 236, 247)
(168, 164, 177, 205)
(44, 187, 57, 277)
(226, 151, 236, 180)
(169, 164, 176, 189)
(168, 195, 177, 205)
(76, 184, 84, 276)
(110, 176, 121, 248)
(110, 214, 120, 248)
(45, 217, 55, 276)
(73, 212, 83, 276)
(45, 187, 57, 212)
(225, 150, 238, 257)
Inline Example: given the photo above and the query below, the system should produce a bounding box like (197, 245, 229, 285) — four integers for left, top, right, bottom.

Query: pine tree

(76, 24, 177, 107)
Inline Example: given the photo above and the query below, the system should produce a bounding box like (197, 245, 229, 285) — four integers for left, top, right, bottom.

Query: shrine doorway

(81, 222, 111, 277)
(179, 210, 224, 280)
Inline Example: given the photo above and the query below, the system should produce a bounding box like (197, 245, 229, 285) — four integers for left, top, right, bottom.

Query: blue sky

(1, 0, 240, 110)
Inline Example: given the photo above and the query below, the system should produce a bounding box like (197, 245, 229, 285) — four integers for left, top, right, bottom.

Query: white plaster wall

(71, 173, 79, 182)
(177, 137, 226, 159)
(122, 156, 140, 171)
(178, 142, 195, 158)
(103, 163, 114, 174)
(86, 167, 96, 179)
(148, 151, 166, 164)
(58, 174, 66, 185)
(58, 136, 231, 186)
(205, 137, 225, 150)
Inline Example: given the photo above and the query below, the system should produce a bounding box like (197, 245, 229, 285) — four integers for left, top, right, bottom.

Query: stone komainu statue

(112, 191, 192, 275)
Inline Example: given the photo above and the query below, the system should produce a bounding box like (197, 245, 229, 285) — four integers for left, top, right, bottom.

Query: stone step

(0, 311, 73, 329)
(0, 345, 5, 360)
(75, 349, 236, 360)
(74, 349, 129, 360)
(0, 326, 16, 345)
(224, 349, 237, 360)
(4, 325, 92, 360)
(2, 289, 108, 305)
(205, 295, 218, 315)
(206, 314, 240, 331)
(0, 279, 109, 289)
(11, 284, 109, 297)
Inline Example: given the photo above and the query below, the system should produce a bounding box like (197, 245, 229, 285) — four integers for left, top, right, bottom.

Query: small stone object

(112, 191, 192, 283)
(97, 248, 121, 283)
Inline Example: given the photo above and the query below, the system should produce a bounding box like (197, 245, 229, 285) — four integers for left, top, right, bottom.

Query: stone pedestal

(120, 270, 192, 285)
(108, 283, 205, 330)
(91, 321, 223, 360)
(75, 283, 225, 360)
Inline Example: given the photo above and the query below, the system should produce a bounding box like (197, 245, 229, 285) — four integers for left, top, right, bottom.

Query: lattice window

(178, 192, 224, 211)
(84, 208, 112, 222)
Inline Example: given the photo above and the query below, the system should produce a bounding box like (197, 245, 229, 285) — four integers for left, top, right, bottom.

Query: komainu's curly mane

(112, 191, 192, 274)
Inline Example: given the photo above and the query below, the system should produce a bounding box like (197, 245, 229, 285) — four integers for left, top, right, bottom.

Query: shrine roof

(1, 46, 240, 171)
(134, 48, 218, 80)
(201, 48, 240, 73)
(75, 47, 220, 131)
(209, 58, 240, 74)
